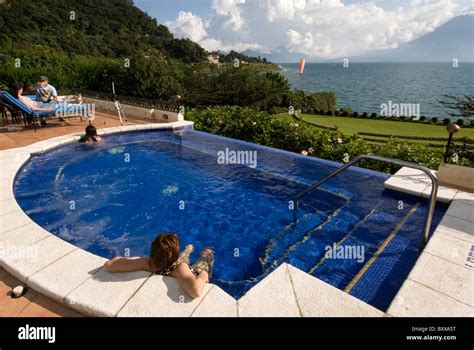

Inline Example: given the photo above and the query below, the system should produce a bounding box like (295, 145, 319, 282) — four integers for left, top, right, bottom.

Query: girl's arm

(172, 263, 208, 299)
(104, 256, 152, 273)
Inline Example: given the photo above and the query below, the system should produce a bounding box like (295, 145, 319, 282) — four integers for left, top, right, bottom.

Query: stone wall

(438, 163, 474, 191)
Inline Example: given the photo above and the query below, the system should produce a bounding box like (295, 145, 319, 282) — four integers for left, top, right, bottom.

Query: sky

(134, 0, 474, 59)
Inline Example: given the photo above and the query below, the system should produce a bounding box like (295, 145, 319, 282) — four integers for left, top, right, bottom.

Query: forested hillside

(0, 0, 206, 62)
(0, 0, 290, 108)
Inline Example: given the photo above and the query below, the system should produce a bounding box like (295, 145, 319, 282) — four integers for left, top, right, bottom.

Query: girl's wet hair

(79, 125, 99, 143)
(150, 233, 180, 273)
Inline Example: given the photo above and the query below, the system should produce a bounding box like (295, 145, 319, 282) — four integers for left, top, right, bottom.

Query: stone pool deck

(384, 168, 473, 316)
(0, 117, 472, 317)
(0, 112, 150, 316)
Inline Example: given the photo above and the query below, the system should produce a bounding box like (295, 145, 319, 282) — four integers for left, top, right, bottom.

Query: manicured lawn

(275, 113, 474, 145)
(299, 114, 474, 139)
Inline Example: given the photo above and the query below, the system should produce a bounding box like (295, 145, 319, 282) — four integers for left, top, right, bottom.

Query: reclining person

(11, 83, 55, 112)
(104, 233, 214, 299)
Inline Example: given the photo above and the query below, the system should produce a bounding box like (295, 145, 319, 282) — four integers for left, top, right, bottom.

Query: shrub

(340, 108, 352, 117)
(268, 107, 290, 115)
(443, 118, 451, 125)
(420, 116, 426, 121)
(311, 91, 337, 112)
(375, 138, 444, 171)
(334, 110, 340, 116)
(340, 107, 353, 115)
(352, 112, 359, 118)
(290, 91, 337, 114)
(456, 119, 464, 126)
(361, 112, 369, 119)
(370, 113, 377, 118)
(431, 117, 439, 124)
(186, 106, 446, 173)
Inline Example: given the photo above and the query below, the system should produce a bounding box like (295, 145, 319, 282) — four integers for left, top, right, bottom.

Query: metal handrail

(292, 155, 438, 247)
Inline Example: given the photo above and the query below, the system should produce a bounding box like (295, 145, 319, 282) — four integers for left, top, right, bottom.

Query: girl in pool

(79, 125, 102, 143)
(104, 233, 214, 299)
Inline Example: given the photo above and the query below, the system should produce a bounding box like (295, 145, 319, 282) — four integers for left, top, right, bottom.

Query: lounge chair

(0, 91, 91, 130)
(0, 97, 30, 127)
(0, 101, 8, 123)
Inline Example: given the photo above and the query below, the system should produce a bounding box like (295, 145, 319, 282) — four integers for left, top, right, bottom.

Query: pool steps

(1, 123, 472, 316)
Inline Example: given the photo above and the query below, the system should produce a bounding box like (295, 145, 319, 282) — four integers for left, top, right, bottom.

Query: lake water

(280, 62, 473, 118)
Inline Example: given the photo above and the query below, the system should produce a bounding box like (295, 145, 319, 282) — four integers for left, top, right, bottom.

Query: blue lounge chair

(0, 91, 90, 130)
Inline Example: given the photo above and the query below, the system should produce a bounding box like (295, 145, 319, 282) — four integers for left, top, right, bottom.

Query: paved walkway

(0, 112, 148, 150)
(0, 112, 149, 316)
(0, 267, 81, 317)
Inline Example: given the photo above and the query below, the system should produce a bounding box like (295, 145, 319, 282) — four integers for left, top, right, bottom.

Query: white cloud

(165, 6, 263, 53)
(165, 0, 467, 58)
(165, 11, 208, 42)
(212, 0, 247, 30)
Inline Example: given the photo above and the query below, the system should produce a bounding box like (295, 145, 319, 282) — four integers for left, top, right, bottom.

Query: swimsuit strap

(155, 261, 178, 276)
(155, 262, 201, 277)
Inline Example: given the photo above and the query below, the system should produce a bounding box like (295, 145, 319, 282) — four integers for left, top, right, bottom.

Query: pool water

(14, 129, 448, 310)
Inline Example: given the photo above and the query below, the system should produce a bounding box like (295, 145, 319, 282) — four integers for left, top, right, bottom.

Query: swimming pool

(14, 129, 448, 310)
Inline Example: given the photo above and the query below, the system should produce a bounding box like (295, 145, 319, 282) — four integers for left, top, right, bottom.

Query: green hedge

(290, 91, 337, 114)
(360, 137, 450, 149)
(358, 131, 474, 144)
(185, 106, 458, 172)
(326, 110, 473, 128)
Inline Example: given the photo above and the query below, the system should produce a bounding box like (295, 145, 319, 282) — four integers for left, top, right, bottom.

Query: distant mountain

(244, 15, 474, 63)
(241, 48, 310, 64)
(347, 15, 474, 62)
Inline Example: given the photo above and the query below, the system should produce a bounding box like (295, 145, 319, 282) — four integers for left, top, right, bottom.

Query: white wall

(84, 97, 183, 123)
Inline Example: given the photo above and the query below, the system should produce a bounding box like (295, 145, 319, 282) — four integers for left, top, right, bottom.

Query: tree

(0, 0, 206, 62)
(182, 65, 291, 109)
(439, 95, 474, 118)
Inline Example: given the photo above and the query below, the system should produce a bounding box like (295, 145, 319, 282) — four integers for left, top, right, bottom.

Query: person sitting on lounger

(104, 233, 214, 299)
(79, 125, 102, 143)
(10, 83, 55, 112)
(35, 76, 58, 104)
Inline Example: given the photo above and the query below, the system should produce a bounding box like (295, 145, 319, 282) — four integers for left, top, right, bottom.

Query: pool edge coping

(383, 167, 474, 316)
(1, 122, 470, 317)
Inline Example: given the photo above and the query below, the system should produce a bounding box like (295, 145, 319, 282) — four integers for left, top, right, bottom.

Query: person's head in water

(150, 233, 180, 273)
(79, 125, 101, 143)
